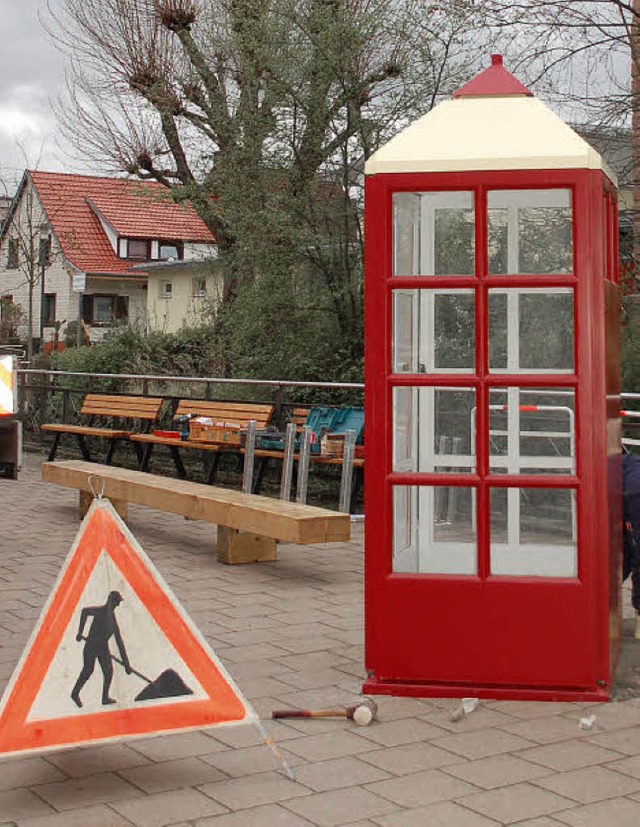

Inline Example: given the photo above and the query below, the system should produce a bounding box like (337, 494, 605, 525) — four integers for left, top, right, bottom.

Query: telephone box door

(365, 171, 616, 698)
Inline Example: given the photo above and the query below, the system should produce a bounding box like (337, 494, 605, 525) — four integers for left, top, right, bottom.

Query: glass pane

(434, 292, 475, 370)
(94, 297, 114, 322)
(393, 193, 420, 275)
(488, 189, 573, 275)
(160, 244, 179, 260)
(490, 487, 577, 577)
(393, 485, 476, 574)
(488, 388, 576, 475)
(488, 289, 574, 373)
(393, 387, 476, 473)
(392, 289, 475, 374)
(393, 191, 475, 276)
(128, 239, 148, 260)
(392, 291, 416, 373)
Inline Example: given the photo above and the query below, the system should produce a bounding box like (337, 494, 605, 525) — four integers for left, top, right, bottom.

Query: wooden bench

(41, 394, 165, 464)
(41, 460, 351, 565)
(130, 399, 275, 483)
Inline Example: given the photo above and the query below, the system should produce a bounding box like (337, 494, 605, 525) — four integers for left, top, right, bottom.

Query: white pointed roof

(365, 57, 615, 184)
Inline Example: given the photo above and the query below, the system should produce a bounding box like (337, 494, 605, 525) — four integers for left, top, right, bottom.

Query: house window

(159, 241, 183, 261)
(82, 294, 128, 325)
(7, 238, 18, 269)
(160, 281, 173, 299)
(39, 236, 51, 267)
(127, 239, 149, 260)
(192, 277, 207, 297)
(42, 293, 56, 327)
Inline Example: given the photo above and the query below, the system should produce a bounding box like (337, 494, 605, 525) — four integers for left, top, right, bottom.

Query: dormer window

(126, 239, 150, 261)
(159, 241, 183, 261)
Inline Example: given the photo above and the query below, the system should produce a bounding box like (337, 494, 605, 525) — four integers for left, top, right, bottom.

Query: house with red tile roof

(0, 170, 218, 346)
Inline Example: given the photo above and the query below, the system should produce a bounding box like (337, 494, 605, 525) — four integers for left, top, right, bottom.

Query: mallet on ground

(272, 699, 378, 726)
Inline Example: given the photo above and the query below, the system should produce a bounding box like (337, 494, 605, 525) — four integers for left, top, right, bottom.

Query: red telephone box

(363, 56, 622, 701)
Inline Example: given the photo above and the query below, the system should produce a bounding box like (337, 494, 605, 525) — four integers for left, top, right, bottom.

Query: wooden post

(216, 526, 277, 564)
(78, 491, 128, 520)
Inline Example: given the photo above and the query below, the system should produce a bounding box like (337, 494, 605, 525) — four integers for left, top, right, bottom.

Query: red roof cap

(453, 54, 533, 99)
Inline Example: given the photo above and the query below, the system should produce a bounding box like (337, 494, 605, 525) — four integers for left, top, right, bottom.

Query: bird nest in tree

(156, 0, 197, 31)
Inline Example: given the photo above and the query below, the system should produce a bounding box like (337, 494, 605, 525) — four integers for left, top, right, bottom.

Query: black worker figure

(71, 590, 132, 707)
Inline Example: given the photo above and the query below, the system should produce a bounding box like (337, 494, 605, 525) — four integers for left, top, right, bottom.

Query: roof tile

(29, 171, 214, 276)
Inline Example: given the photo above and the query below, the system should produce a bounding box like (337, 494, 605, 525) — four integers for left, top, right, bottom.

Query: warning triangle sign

(0, 498, 256, 758)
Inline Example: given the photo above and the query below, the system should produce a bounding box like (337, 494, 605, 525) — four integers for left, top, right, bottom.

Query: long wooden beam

(41, 460, 350, 545)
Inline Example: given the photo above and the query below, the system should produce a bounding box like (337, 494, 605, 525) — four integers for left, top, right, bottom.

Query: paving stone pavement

(2, 452, 640, 825)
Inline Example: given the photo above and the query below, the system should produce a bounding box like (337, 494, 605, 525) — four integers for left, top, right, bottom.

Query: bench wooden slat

(41, 425, 131, 438)
(176, 400, 274, 416)
(130, 433, 221, 452)
(81, 396, 163, 419)
(42, 460, 350, 546)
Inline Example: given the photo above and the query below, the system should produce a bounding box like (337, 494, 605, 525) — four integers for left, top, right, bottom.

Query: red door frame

(363, 168, 620, 701)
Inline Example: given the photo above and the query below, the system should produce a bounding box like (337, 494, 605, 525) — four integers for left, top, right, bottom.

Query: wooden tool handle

(272, 708, 347, 720)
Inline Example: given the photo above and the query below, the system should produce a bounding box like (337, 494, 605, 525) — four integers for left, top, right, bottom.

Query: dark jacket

(623, 452, 640, 582)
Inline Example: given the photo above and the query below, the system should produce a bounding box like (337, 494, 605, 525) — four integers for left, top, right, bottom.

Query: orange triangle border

(0, 499, 255, 758)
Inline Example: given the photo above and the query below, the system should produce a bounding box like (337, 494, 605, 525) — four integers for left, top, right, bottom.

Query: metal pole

(242, 420, 257, 494)
(296, 426, 312, 504)
(39, 261, 45, 349)
(280, 422, 296, 501)
(77, 292, 83, 348)
(338, 430, 356, 513)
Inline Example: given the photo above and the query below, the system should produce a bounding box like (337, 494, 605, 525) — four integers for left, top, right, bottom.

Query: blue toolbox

(256, 406, 364, 453)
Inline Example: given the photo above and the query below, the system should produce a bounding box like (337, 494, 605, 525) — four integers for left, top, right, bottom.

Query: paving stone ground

(2, 452, 640, 825)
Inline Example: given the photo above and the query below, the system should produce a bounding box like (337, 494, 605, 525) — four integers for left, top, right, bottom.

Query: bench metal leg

(47, 432, 61, 462)
(139, 443, 154, 472)
(216, 526, 277, 564)
(169, 446, 187, 478)
(205, 453, 221, 485)
(253, 457, 269, 494)
(105, 438, 120, 466)
(76, 434, 92, 462)
(131, 441, 143, 466)
(350, 466, 364, 514)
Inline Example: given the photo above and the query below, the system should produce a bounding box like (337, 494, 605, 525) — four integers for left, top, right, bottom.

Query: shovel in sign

(109, 651, 194, 701)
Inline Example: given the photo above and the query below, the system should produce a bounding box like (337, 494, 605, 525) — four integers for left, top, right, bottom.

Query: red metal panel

(364, 166, 619, 699)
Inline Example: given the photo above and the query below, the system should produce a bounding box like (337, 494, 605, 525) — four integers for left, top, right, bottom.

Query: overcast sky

(0, 0, 74, 192)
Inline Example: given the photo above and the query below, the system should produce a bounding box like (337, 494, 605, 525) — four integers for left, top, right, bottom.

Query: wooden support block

(78, 491, 128, 521)
(217, 526, 277, 565)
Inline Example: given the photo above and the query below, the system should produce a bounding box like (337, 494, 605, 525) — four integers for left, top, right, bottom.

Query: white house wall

(147, 270, 221, 333)
(0, 182, 74, 343)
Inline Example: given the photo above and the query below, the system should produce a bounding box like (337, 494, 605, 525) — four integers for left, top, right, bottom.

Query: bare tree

(44, 0, 490, 374)
(484, 1, 640, 267)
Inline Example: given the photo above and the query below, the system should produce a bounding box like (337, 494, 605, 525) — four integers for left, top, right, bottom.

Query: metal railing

(16, 368, 365, 515)
(15, 368, 364, 430)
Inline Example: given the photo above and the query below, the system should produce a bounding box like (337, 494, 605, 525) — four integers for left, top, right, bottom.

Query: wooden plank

(41, 460, 350, 545)
(81, 395, 163, 413)
(83, 394, 163, 409)
(40, 424, 131, 438)
(130, 433, 221, 452)
(176, 400, 274, 415)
